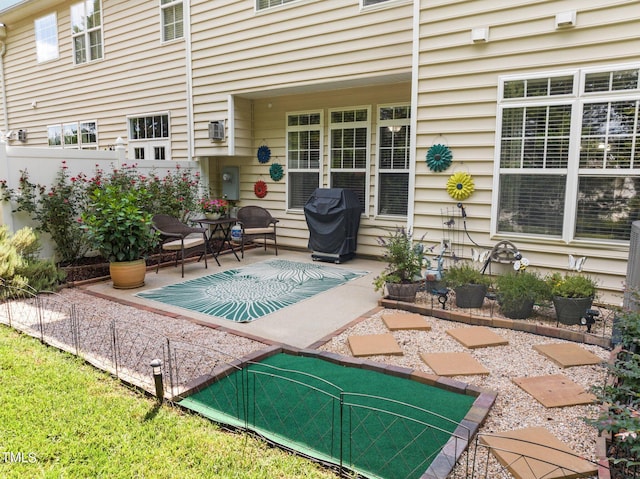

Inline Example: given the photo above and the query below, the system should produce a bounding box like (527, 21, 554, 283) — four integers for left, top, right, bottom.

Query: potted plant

(82, 184, 158, 289)
(495, 270, 551, 319)
(373, 227, 428, 302)
(546, 272, 598, 325)
(443, 262, 491, 308)
(199, 197, 228, 220)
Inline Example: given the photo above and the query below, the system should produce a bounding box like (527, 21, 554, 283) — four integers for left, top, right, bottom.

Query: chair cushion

(162, 237, 205, 251)
(244, 227, 275, 235)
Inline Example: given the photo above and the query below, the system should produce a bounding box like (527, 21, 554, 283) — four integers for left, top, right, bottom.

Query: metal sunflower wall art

(446, 171, 475, 201)
(426, 144, 453, 172)
(269, 163, 283, 181)
(257, 145, 271, 163)
(254, 180, 268, 198)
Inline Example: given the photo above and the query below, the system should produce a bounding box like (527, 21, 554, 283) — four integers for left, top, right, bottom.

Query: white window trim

(328, 105, 371, 217)
(71, 0, 103, 65)
(360, 0, 411, 12)
(254, 0, 305, 14)
(35, 13, 59, 63)
(160, 0, 184, 43)
(285, 110, 324, 212)
(127, 112, 172, 161)
(492, 63, 640, 245)
(374, 103, 410, 218)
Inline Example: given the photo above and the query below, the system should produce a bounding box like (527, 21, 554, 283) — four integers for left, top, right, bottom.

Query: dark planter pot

(552, 296, 593, 325)
(386, 282, 421, 303)
(499, 298, 535, 319)
(454, 284, 487, 308)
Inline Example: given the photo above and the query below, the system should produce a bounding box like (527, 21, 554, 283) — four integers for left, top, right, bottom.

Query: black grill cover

(304, 188, 361, 256)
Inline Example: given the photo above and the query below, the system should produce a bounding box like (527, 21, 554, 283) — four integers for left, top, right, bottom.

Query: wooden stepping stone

(533, 343, 603, 368)
(348, 333, 403, 357)
(420, 352, 489, 376)
(512, 374, 596, 408)
(381, 312, 431, 331)
(480, 426, 598, 479)
(446, 326, 508, 349)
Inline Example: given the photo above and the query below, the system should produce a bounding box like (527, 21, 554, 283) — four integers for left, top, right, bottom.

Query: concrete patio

(82, 248, 386, 349)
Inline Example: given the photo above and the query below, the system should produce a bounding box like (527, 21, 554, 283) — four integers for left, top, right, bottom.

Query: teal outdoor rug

(136, 259, 368, 322)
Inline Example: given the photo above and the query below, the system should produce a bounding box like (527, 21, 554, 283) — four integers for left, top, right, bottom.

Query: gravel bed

(318, 308, 611, 478)
(3, 287, 612, 478)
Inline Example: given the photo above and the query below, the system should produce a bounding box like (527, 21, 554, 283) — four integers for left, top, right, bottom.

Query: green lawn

(0, 326, 338, 479)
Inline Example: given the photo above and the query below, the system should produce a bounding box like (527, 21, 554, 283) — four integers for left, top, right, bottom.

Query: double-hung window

(128, 113, 170, 160)
(329, 107, 370, 213)
(71, 0, 103, 64)
(377, 105, 410, 216)
(161, 0, 183, 42)
(35, 13, 59, 63)
(287, 112, 322, 209)
(495, 65, 640, 242)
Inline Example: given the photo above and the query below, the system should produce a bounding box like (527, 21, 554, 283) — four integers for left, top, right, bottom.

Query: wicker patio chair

(236, 206, 279, 258)
(151, 214, 209, 277)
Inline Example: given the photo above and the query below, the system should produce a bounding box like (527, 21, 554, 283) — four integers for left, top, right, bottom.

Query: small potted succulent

(373, 227, 429, 303)
(546, 272, 598, 325)
(495, 270, 551, 319)
(443, 262, 491, 308)
(199, 198, 228, 220)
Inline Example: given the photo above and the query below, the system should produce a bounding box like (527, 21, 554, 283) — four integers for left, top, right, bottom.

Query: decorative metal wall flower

(254, 180, 268, 198)
(446, 171, 474, 200)
(257, 145, 271, 163)
(426, 144, 453, 172)
(269, 163, 283, 181)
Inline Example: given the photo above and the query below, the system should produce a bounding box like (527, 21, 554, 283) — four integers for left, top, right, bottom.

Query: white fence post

(0, 139, 13, 232)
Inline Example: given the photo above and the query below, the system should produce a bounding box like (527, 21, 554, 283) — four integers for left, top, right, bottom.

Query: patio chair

(236, 206, 279, 258)
(151, 214, 209, 277)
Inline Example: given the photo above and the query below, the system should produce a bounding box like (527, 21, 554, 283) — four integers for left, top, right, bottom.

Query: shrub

(373, 227, 429, 292)
(0, 162, 93, 264)
(0, 226, 66, 296)
(443, 262, 491, 288)
(546, 272, 597, 298)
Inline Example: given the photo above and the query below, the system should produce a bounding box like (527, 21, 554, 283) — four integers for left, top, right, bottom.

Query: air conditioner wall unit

(624, 220, 640, 311)
(208, 121, 225, 141)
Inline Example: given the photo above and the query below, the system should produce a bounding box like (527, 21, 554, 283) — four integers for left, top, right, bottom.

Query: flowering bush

(0, 161, 93, 264)
(199, 198, 228, 215)
(1, 162, 203, 265)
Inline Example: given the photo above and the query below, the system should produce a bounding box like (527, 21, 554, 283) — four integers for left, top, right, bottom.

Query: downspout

(0, 23, 9, 135)
(184, 2, 194, 162)
(407, 0, 420, 231)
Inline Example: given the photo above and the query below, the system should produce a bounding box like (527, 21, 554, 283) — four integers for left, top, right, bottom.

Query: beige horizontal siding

(190, 0, 413, 157)
(415, 0, 640, 298)
(2, 0, 190, 159)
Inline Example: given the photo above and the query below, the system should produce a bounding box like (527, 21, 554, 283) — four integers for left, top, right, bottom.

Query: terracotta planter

(386, 282, 421, 302)
(454, 284, 487, 308)
(553, 296, 593, 325)
(109, 259, 146, 289)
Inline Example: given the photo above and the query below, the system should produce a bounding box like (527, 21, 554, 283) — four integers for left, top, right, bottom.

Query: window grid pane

(576, 176, 640, 240)
(500, 105, 571, 169)
(498, 174, 566, 236)
(287, 112, 321, 209)
(71, 1, 103, 64)
(580, 100, 639, 169)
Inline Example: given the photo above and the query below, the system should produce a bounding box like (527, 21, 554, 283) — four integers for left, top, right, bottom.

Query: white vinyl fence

(0, 137, 200, 259)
